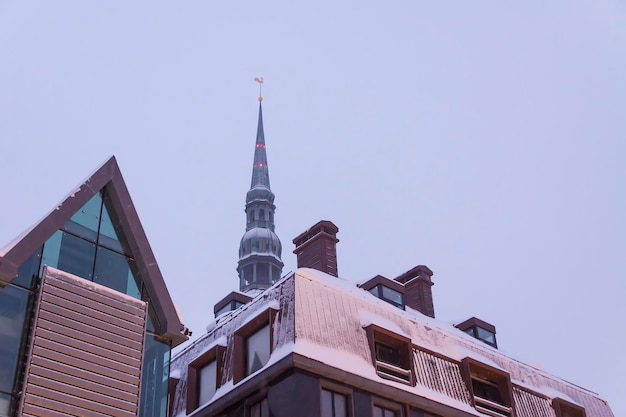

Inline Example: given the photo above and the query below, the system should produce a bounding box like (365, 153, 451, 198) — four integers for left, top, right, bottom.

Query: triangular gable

(0, 156, 188, 346)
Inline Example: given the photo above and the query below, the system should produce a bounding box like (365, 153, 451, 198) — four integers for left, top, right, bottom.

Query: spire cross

(254, 76, 264, 101)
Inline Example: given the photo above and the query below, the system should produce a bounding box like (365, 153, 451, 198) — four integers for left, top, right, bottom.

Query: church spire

(250, 102, 270, 189)
(237, 81, 284, 293)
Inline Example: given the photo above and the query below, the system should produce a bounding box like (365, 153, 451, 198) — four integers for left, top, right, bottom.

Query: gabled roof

(0, 156, 188, 346)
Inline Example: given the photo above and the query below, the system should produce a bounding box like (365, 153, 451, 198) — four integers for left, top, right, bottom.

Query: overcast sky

(1, 1, 624, 415)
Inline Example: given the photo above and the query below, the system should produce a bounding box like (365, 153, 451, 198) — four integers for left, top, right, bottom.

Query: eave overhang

(0, 156, 188, 347)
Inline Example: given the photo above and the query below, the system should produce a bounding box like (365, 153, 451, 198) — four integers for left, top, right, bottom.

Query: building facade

(170, 221, 615, 417)
(0, 157, 188, 417)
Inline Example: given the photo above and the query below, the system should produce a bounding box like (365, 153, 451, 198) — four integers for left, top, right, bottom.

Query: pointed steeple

(237, 90, 283, 293)
(251, 102, 271, 189)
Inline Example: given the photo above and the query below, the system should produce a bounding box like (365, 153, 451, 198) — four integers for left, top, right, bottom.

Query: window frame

(320, 380, 353, 417)
(187, 343, 226, 413)
(461, 357, 513, 417)
(364, 324, 414, 385)
(245, 389, 269, 417)
(372, 397, 404, 417)
(234, 308, 277, 384)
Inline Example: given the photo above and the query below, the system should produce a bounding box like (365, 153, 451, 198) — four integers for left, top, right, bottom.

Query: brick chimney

(394, 265, 435, 318)
(293, 220, 339, 277)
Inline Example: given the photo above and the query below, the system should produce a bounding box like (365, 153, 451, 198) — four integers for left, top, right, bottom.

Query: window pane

(13, 247, 42, 289)
(381, 286, 403, 305)
(471, 378, 502, 404)
(57, 233, 97, 280)
(475, 327, 496, 345)
(140, 334, 170, 417)
(321, 390, 333, 417)
(375, 342, 401, 366)
(99, 197, 125, 254)
(142, 286, 161, 334)
(333, 392, 347, 417)
(373, 406, 384, 417)
(93, 247, 140, 298)
(198, 361, 217, 405)
(62, 193, 102, 242)
(250, 399, 268, 417)
(41, 230, 63, 273)
(0, 392, 11, 417)
(0, 285, 30, 393)
(246, 325, 270, 375)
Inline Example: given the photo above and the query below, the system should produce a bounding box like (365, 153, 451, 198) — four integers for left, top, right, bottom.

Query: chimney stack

(293, 220, 339, 277)
(394, 265, 435, 318)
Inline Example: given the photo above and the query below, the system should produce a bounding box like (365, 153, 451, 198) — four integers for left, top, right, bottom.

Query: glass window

(246, 325, 270, 375)
(0, 285, 30, 394)
(198, 360, 217, 405)
(13, 247, 42, 289)
(375, 342, 401, 367)
(62, 193, 102, 242)
(471, 378, 502, 404)
(93, 247, 140, 298)
(374, 405, 398, 417)
(98, 197, 125, 255)
(0, 392, 11, 417)
(369, 285, 404, 309)
(475, 327, 496, 346)
(321, 389, 347, 417)
(250, 398, 268, 417)
(140, 334, 170, 417)
(369, 328, 412, 384)
(40, 230, 63, 273)
(56, 232, 97, 280)
(381, 286, 403, 306)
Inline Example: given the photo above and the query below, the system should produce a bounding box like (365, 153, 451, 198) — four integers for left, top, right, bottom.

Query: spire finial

(254, 76, 264, 102)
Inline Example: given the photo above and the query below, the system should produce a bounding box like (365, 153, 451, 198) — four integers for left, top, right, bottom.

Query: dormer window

(187, 343, 226, 413)
(213, 292, 253, 318)
(462, 358, 513, 417)
(234, 308, 277, 383)
(455, 317, 498, 348)
(553, 398, 586, 417)
(364, 324, 413, 385)
(360, 276, 405, 310)
(246, 324, 270, 375)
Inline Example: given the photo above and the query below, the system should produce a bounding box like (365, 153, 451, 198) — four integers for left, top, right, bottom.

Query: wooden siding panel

(41, 291, 145, 332)
(42, 284, 145, 325)
(27, 365, 138, 402)
(29, 357, 138, 393)
(36, 311, 143, 349)
(34, 327, 142, 367)
(19, 267, 147, 417)
(31, 338, 141, 377)
(24, 386, 136, 416)
(34, 319, 142, 358)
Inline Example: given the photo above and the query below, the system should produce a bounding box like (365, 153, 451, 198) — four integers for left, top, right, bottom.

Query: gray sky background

(1, 1, 624, 415)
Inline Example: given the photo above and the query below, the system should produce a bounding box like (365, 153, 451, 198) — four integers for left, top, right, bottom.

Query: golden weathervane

(254, 76, 264, 101)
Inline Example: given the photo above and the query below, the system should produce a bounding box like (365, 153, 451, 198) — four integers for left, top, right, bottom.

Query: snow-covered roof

(170, 268, 614, 417)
